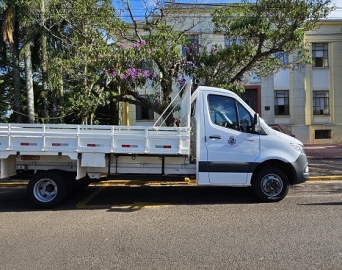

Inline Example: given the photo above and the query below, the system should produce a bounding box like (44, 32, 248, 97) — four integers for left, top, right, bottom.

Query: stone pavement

(304, 144, 342, 177)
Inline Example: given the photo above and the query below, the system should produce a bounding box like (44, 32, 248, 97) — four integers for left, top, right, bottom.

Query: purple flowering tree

(109, 1, 190, 126)
(81, 0, 191, 126)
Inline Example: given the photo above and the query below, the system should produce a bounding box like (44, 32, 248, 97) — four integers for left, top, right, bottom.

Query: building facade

(125, 4, 342, 144)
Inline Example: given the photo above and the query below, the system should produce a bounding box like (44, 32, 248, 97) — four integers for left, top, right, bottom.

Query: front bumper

(291, 153, 309, 184)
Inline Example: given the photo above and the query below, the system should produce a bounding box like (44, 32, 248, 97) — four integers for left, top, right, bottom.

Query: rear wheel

(252, 167, 289, 202)
(27, 170, 70, 209)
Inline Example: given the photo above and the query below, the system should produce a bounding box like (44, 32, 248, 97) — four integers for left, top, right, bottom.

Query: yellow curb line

(0, 181, 28, 187)
(308, 176, 342, 181)
(90, 180, 196, 186)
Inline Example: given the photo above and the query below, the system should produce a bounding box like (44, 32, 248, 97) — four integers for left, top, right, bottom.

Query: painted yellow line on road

(90, 180, 196, 186)
(0, 179, 195, 188)
(1, 176, 342, 190)
(111, 202, 174, 210)
(76, 186, 175, 210)
(76, 186, 107, 209)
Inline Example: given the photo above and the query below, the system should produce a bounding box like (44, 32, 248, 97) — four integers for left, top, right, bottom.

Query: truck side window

(208, 95, 239, 130)
(237, 102, 253, 133)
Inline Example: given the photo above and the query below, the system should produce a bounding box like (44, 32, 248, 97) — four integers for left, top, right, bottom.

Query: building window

(274, 52, 289, 65)
(274, 90, 289, 115)
(224, 37, 242, 46)
(141, 59, 153, 70)
(315, 130, 331, 139)
(136, 105, 154, 120)
(182, 35, 199, 61)
(313, 91, 329, 115)
(312, 43, 328, 67)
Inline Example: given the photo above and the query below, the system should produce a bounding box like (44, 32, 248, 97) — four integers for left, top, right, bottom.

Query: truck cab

(190, 86, 309, 201)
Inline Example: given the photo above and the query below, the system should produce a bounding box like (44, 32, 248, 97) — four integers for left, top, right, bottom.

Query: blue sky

(113, 0, 342, 19)
(171, 0, 342, 18)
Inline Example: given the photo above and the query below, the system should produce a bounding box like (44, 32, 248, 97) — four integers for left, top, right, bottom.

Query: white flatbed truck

(0, 82, 309, 208)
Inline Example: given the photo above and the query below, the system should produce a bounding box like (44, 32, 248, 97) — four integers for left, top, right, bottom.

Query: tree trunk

(11, 50, 22, 123)
(40, 0, 49, 123)
(5, 4, 22, 123)
(24, 46, 35, 123)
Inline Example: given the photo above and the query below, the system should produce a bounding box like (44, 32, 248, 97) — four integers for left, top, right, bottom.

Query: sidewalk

(305, 144, 342, 178)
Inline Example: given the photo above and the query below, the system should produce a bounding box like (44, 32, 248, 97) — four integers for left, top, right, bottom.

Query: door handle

(209, 135, 221, 139)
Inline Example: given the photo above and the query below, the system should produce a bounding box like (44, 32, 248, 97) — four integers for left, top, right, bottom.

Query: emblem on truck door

(228, 136, 236, 145)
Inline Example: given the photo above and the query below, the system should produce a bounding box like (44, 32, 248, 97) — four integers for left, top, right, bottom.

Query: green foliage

(44, 0, 125, 124)
(208, 0, 334, 84)
(97, 11, 188, 125)
(0, 77, 11, 122)
(182, 0, 333, 94)
(0, 0, 335, 125)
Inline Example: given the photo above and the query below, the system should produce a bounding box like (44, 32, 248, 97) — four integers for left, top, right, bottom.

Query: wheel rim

(260, 173, 283, 197)
(33, 178, 58, 203)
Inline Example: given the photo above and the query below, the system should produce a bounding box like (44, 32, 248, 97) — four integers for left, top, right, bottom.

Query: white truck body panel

(0, 124, 190, 156)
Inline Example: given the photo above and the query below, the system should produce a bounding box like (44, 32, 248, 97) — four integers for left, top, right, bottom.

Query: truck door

(205, 94, 260, 185)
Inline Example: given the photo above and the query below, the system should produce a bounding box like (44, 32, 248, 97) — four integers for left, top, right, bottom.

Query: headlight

(290, 143, 304, 153)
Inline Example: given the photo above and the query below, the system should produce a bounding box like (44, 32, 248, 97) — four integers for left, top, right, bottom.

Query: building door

(240, 89, 257, 113)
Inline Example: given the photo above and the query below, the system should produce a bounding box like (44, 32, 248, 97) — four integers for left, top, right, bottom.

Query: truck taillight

(155, 145, 171, 149)
(20, 142, 37, 146)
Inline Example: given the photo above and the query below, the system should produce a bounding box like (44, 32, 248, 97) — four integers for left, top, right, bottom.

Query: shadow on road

(298, 202, 342, 206)
(0, 185, 261, 212)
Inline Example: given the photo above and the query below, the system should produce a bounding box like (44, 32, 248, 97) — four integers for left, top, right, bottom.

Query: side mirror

(252, 113, 260, 133)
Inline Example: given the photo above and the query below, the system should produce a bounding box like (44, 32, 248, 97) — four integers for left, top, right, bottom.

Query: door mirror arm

(252, 113, 260, 134)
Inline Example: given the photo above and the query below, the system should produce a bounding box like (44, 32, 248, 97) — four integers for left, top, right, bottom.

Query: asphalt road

(1, 182, 342, 270)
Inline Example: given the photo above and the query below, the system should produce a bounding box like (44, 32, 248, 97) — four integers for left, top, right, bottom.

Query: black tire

(27, 170, 70, 209)
(61, 172, 89, 192)
(252, 167, 289, 202)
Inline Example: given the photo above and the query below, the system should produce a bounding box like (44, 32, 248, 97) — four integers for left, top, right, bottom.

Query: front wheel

(252, 167, 289, 202)
(27, 170, 70, 209)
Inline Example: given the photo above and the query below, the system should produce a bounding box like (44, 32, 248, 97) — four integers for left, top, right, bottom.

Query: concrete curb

(1, 176, 342, 187)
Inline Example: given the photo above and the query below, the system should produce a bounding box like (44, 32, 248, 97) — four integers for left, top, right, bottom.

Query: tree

(21, 0, 64, 123)
(2, 1, 22, 122)
(21, 1, 38, 123)
(39, 0, 49, 122)
(101, 0, 197, 126)
(2, 0, 44, 123)
(45, 0, 124, 124)
(183, 0, 333, 91)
